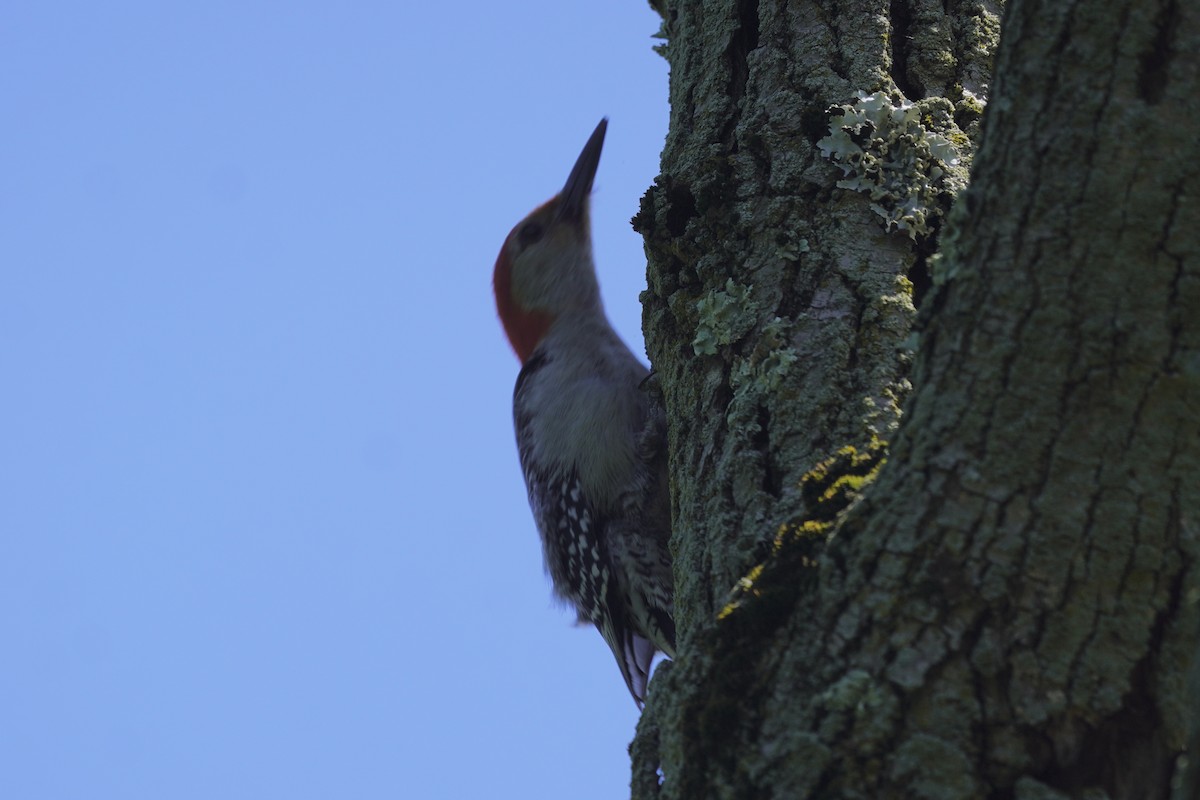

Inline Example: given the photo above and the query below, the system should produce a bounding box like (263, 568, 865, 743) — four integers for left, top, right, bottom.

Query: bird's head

(493, 119, 607, 363)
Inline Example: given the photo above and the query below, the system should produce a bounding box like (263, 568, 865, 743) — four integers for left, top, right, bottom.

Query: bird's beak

(557, 118, 607, 225)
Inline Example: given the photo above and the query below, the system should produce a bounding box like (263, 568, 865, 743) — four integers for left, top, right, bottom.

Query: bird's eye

(518, 221, 544, 247)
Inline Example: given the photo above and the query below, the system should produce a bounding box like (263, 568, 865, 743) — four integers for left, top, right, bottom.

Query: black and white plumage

(514, 347, 675, 704)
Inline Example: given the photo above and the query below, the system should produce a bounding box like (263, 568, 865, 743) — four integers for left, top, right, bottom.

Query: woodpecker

(492, 119, 676, 705)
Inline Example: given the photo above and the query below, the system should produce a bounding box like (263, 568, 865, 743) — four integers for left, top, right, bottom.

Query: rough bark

(632, 0, 1199, 797)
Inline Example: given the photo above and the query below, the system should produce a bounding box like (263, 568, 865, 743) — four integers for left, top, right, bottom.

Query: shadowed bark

(632, 0, 1199, 797)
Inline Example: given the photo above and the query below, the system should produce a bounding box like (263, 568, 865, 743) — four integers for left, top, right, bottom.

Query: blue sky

(1, 3, 668, 797)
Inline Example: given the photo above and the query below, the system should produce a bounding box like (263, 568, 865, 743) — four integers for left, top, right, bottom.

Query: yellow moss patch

(718, 440, 889, 623)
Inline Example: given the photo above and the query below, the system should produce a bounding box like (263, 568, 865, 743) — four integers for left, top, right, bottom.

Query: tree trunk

(632, 0, 1199, 797)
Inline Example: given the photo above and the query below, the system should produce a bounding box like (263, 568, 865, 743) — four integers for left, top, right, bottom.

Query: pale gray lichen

(729, 317, 798, 394)
(775, 234, 809, 262)
(814, 668, 901, 752)
(817, 91, 970, 239)
(818, 669, 888, 715)
(693, 279, 758, 355)
(957, 88, 986, 119)
(651, 18, 670, 58)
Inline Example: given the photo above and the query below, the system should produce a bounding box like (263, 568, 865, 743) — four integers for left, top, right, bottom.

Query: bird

(492, 119, 676, 705)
